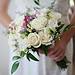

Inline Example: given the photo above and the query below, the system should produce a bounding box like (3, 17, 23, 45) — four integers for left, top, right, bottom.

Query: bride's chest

(9, 0, 69, 16)
(9, 0, 56, 18)
(10, 0, 56, 9)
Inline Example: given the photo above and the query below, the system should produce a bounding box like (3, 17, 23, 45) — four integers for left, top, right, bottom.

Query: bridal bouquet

(8, 8, 70, 74)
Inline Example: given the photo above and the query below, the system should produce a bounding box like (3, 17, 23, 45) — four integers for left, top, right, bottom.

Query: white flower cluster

(26, 8, 61, 48)
(9, 8, 61, 49)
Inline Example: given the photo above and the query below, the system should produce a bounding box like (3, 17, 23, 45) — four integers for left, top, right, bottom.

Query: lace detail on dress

(13, 0, 57, 14)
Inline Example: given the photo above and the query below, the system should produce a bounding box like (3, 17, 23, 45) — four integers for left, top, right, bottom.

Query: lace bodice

(8, 0, 56, 18)
(8, 0, 69, 23)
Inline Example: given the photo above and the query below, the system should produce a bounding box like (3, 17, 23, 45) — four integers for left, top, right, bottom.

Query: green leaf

(27, 52, 39, 61)
(26, 52, 30, 61)
(13, 56, 21, 60)
(58, 22, 61, 26)
(56, 24, 65, 33)
(63, 25, 71, 32)
(49, 28, 55, 34)
(53, 32, 60, 40)
(34, 0, 40, 5)
(11, 61, 19, 74)
(56, 56, 69, 69)
(20, 51, 26, 57)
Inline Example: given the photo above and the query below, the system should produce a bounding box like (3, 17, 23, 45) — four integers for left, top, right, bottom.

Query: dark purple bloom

(23, 15, 36, 27)
(21, 15, 36, 31)
(24, 16, 30, 26)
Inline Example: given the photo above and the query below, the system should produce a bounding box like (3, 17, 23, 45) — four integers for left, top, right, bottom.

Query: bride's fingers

(48, 47, 63, 57)
(53, 50, 65, 62)
(53, 49, 65, 58)
(48, 49, 60, 56)
(48, 48, 53, 54)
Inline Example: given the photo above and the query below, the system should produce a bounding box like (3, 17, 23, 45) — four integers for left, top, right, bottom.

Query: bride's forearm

(61, 25, 75, 46)
(0, 12, 12, 28)
(62, 27, 75, 39)
(61, 10, 75, 44)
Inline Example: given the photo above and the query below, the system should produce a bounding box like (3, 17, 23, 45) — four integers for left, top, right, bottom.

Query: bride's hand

(48, 38, 66, 62)
(48, 16, 75, 62)
(38, 37, 66, 62)
(48, 24, 75, 62)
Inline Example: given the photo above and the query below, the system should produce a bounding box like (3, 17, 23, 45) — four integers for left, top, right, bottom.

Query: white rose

(49, 11, 61, 20)
(30, 16, 48, 30)
(39, 8, 50, 17)
(48, 19, 58, 30)
(41, 8, 49, 13)
(44, 27, 51, 34)
(15, 25, 22, 34)
(27, 33, 41, 48)
(38, 29, 53, 46)
(39, 8, 61, 20)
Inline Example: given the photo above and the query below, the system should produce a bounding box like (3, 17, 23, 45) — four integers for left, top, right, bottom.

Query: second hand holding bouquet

(8, 8, 70, 74)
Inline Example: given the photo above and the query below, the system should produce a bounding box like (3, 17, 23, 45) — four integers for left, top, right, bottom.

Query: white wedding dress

(0, 0, 73, 75)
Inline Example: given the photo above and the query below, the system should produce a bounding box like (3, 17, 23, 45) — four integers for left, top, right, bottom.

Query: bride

(0, 0, 75, 75)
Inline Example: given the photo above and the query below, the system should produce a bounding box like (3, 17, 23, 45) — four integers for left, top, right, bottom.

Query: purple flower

(23, 15, 36, 27)
(24, 16, 30, 26)
(21, 15, 36, 32)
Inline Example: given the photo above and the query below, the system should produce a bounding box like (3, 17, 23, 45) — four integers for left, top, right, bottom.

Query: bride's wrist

(71, 27, 75, 35)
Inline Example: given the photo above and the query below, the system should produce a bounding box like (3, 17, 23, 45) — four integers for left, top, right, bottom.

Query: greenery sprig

(33, 0, 40, 5)
(11, 49, 39, 74)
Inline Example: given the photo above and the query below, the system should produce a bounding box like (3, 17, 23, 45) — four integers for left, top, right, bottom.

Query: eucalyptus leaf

(20, 51, 26, 57)
(11, 61, 19, 74)
(56, 24, 64, 33)
(34, 0, 40, 5)
(27, 52, 39, 61)
(56, 56, 69, 69)
(26, 52, 30, 61)
(49, 28, 55, 34)
(13, 56, 21, 60)
(63, 25, 71, 32)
